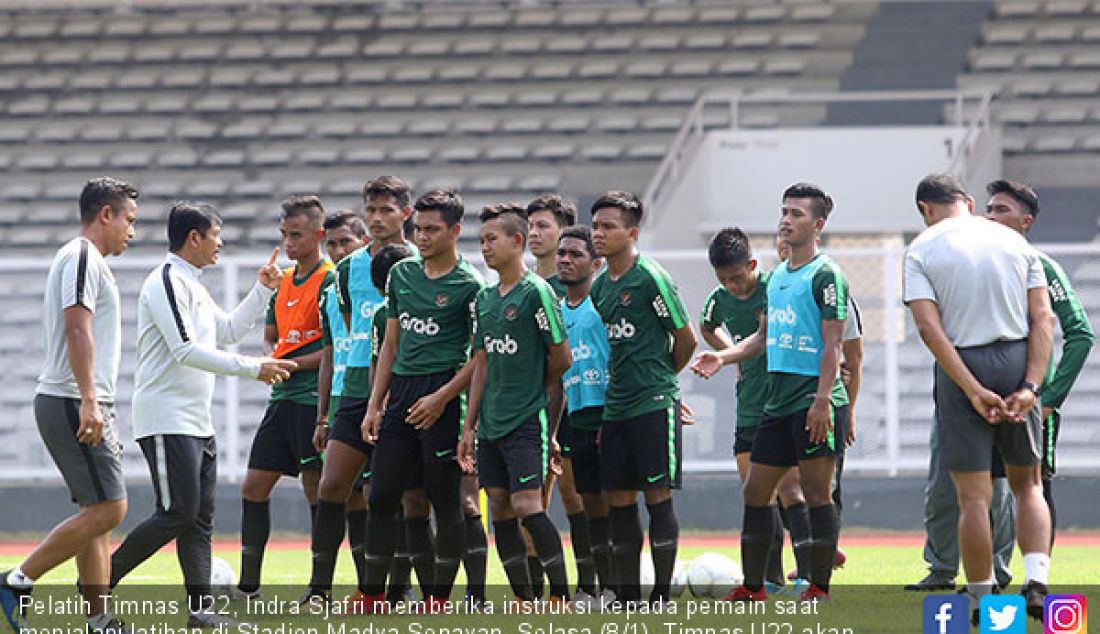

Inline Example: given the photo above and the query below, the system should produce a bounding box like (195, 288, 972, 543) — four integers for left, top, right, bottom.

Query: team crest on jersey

(619, 292, 632, 306)
(504, 304, 519, 321)
(435, 293, 449, 307)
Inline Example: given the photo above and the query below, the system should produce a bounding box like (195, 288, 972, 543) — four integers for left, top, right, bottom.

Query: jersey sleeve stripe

(536, 282, 566, 344)
(162, 263, 191, 343)
(75, 239, 88, 305)
(640, 257, 687, 329)
(849, 296, 863, 335)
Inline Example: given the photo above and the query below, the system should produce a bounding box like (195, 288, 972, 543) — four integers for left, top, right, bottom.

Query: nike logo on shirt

(287, 299, 300, 307)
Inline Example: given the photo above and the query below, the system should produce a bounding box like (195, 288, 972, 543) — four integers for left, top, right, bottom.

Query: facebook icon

(923, 595, 970, 634)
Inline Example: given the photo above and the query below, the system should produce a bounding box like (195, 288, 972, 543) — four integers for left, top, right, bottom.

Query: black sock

(1043, 478, 1056, 549)
(646, 499, 679, 602)
(741, 505, 775, 592)
(386, 512, 412, 602)
(809, 504, 839, 592)
(494, 519, 533, 600)
(588, 515, 613, 595)
(766, 505, 786, 585)
(308, 500, 346, 593)
(522, 512, 569, 599)
(527, 556, 545, 599)
(363, 507, 398, 596)
(239, 499, 270, 592)
(406, 517, 436, 599)
(785, 502, 813, 580)
(310, 503, 319, 534)
(567, 512, 596, 595)
(609, 504, 643, 602)
(345, 509, 369, 593)
(463, 515, 488, 601)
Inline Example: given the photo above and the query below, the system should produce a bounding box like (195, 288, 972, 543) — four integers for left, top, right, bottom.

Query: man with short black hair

(108, 201, 294, 627)
(1, 178, 138, 634)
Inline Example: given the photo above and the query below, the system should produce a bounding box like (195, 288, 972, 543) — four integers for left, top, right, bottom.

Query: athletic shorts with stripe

(555, 410, 572, 458)
(329, 396, 373, 462)
(478, 412, 548, 493)
(750, 404, 849, 468)
(600, 400, 683, 491)
(34, 394, 126, 505)
(247, 400, 322, 475)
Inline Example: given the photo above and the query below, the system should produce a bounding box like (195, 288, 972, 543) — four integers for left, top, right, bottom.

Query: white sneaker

(571, 589, 598, 611)
(187, 610, 242, 628)
(597, 589, 617, 612)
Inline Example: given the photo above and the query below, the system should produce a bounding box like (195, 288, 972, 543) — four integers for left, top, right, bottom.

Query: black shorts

(329, 396, 373, 460)
(556, 410, 572, 457)
(600, 402, 683, 491)
(478, 413, 547, 493)
(247, 400, 321, 475)
(370, 371, 462, 490)
(571, 427, 601, 495)
(733, 426, 758, 456)
(1042, 410, 1060, 479)
(750, 405, 849, 468)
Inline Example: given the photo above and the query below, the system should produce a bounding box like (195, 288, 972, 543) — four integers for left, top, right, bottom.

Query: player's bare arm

(362, 317, 399, 442)
(807, 319, 844, 445)
(457, 349, 487, 474)
(64, 304, 103, 446)
(1004, 285, 1055, 422)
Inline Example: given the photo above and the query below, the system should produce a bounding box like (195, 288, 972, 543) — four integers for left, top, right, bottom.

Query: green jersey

(1038, 251, 1094, 409)
(700, 270, 771, 428)
(590, 254, 690, 421)
(265, 266, 334, 405)
(370, 300, 387, 366)
(545, 274, 568, 300)
(473, 271, 566, 440)
(764, 256, 849, 418)
(385, 256, 485, 376)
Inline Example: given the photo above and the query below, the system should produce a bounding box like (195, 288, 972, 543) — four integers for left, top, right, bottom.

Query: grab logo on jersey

(768, 304, 798, 326)
(359, 300, 378, 320)
(399, 312, 440, 336)
(334, 337, 353, 353)
(605, 318, 636, 340)
(572, 341, 593, 360)
(484, 334, 519, 355)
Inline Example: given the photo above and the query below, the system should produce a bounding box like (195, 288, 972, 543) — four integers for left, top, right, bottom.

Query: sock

(1022, 553, 1051, 585)
(740, 505, 775, 592)
(567, 512, 596, 595)
(527, 556, 545, 599)
(967, 577, 996, 599)
(785, 502, 813, 580)
(1043, 479, 1057, 549)
(646, 499, 679, 602)
(345, 509, 369, 593)
(406, 517, 436, 599)
(386, 512, 412, 602)
(307, 500, 346, 593)
(609, 504, 643, 602)
(310, 503, 318, 532)
(494, 519, 533, 600)
(87, 613, 112, 629)
(6, 568, 33, 589)
(363, 508, 399, 596)
(587, 516, 613, 595)
(522, 513, 569, 599)
(766, 505, 786, 585)
(239, 499, 271, 592)
(463, 515, 488, 601)
(808, 504, 839, 592)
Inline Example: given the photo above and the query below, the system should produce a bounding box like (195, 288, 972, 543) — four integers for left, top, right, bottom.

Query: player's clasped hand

(969, 386, 1008, 425)
(257, 247, 284, 290)
(457, 427, 476, 474)
(1002, 388, 1037, 424)
(689, 351, 723, 379)
(257, 358, 297, 385)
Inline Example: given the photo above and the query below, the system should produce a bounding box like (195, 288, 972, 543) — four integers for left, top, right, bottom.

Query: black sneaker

(297, 588, 330, 615)
(1020, 580, 1048, 620)
(88, 617, 134, 634)
(903, 573, 956, 592)
(0, 571, 31, 633)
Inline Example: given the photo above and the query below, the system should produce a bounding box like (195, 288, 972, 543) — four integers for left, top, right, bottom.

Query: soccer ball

(670, 560, 689, 598)
(639, 553, 655, 597)
(211, 556, 237, 590)
(687, 553, 743, 599)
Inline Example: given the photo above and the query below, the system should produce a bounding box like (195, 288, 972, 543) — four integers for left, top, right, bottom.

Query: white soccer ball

(670, 560, 689, 598)
(687, 552, 743, 599)
(639, 553, 655, 597)
(210, 556, 237, 589)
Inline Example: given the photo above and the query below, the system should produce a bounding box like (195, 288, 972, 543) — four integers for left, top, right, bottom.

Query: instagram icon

(1045, 595, 1087, 634)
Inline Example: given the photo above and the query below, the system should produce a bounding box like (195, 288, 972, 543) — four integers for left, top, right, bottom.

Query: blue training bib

(766, 257, 829, 377)
(562, 296, 610, 413)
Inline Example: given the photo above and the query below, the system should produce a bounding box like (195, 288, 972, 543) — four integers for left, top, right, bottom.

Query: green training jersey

(370, 300, 387, 367)
(385, 256, 485, 376)
(545, 274, 568, 300)
(473, 270, 566, 441)
(1038, 251, 1095, 409)
(265, 267, 334, 405)
(764, 256, 849, 418)
(590, 254, 690, 421)
(700, 270, 771, 428)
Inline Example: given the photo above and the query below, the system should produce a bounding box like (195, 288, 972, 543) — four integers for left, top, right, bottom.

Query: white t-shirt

(36, 237, 122, 402)
(903, 214, 1046, 348)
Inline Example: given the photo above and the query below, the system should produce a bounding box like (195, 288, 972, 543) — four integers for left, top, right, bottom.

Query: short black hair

(526, 194, 577, 228)
(168, 201, 221, 252)
(782, 182, 834, 220)
(414, 188, 464, 227)
(480, 203, 529, 244)
(590, 190, 643, 227)
(371, 243, 414, 292)
(280, 194, 325, 228)
(78, 177, 139, 226)
(559, 225, 596, 258)
(986, 179, 1039, 217)
(363, 175, 412, 208)
(708, 227, 753, 269)
(915, 173, 968, 208)
(323, 210, 367, 238)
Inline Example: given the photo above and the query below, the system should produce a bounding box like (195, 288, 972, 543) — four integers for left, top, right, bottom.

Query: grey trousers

(922, 415, 1015, 585)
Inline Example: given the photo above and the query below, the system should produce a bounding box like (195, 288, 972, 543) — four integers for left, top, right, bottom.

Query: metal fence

(2, 243, 1098, 483)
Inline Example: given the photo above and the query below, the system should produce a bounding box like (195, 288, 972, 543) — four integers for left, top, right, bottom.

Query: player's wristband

(1020, 381, 1041, 397)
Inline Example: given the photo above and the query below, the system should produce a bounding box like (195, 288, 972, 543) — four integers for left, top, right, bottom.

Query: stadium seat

(422, 93, 465, 109)
(453, 40, 496, 56)
(70, 73, 115, 91)
(467, 176, 512, 192)
(577, 61, 619, 79)
(559, 9, 603, 28)
(284, 94, 326, 112)
(363, 41, 405, 58)
(343, 148, 387, 165)
(210, 67, 253, 88)
(670, 61, 714, 78)
(189, 181, 231, 198)
(360, 121, 404, 137)
(332, 15, 375, 32)
(684, 33, 728, 50)
(100, 99, 142, 115)
(392, 66, 435, 84)
(223, 122, 267, 141)
(1068, 51, 1100, 68)
(24, 72, 69, 91)
(158, 150, 201, 168)
(231, 182, 275, 199)
(35, 125, 79, 143)
(744, 5, 788, 22)
(329, 91, 373, 111)
(598, 116, 639, 133)
(422, 13, 465, 30)
(376, 94, 419, 110)
(642, 115, 685, 132)
(440, 146, 481, 163)
(406, 120, 450, 137)
(790, 4, 837, 22)
(300, 149, 339, 166)
(81, 126, 125, 143)
(240, 15, 283, 35)
(18, 154, 59, 171)
(204, 150, 247, 168)
(516, 174, 562, 192)
(561, 89, 603, 107)
(408, 41, 451, 57)
(531, 63, 575, 80)
(515, 10, 556, 28)
(467, 12, 511, 29)
(547, 117, 590, 134)
(655, 87, 699, 105)
(60, 19, 101, 38)
(581, 144, 624, 161)
(486, 64, 527, 82)
(316, 121, 358, 139)
(485, 145, 528, 162)
(624, 61, 667, 79)
(625, 143, 669, 160)
(1029, 136, 1078, 152)
(224, 43, 267, 62)
(43, 48, 85, 66)
(286, 15, 329, 33)
(53, 98, 97, 115)
(249, 148, 293, 166)
(179, 43, 222, 63)
(470, 92, 511, 108)
(515, 91, 558, 107)
(316, 39, 359, 59)
(638, 35, 681, 52)
(391, 147, 433, 164)
(591, 35, 633, 53)
(345, 66, 389, 84)
(1020, 52, 1065, 69)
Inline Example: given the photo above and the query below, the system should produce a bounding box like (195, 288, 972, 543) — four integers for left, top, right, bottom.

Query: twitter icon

(980, 595, 1026, 634)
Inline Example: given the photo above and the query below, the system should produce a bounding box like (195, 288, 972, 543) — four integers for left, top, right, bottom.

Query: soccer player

(359, 189, 485, 612)
(457, 204, 573, 604)
(589, 191, 697, 604)
(556, 225, 615, 604)
(238, 196, 334, 596)
(1, 178, 138, 634)
(983, 179, 1093, 548)
(903, 174, 1052, 620)
(109, 202, 294, 626)
(693, 183, 850, 602)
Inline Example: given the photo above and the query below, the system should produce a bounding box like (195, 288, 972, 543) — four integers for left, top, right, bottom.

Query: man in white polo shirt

(903, 173, 1053, 622)
(107, 202, 295, 628)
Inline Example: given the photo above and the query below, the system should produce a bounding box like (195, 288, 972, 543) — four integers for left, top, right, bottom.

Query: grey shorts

(35, 394, 127, 506)
(934, 339, 1041, 472)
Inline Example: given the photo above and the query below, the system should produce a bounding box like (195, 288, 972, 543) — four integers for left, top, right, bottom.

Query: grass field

(3, 536, 1097, 633)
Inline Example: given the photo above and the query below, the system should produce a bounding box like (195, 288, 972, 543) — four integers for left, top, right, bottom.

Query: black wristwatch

(1020, 381, 1041, 397)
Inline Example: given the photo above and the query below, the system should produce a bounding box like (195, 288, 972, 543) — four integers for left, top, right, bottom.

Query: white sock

(1023, 553, 1051, 585)
(967, 577, 996, 601)
(87, 613, 112, 628)
(6, 568, 33, 590)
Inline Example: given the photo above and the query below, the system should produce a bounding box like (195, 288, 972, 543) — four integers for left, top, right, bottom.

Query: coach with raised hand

(108, 202, 296, 628)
